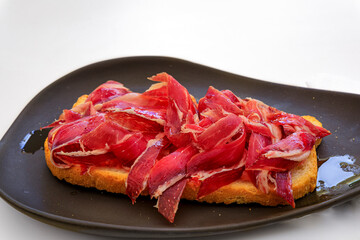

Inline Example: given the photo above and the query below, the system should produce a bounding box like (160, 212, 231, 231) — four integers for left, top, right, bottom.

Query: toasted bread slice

(44, 96, 321, 206)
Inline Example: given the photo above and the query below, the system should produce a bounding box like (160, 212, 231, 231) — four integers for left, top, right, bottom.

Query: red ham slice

(240, 99, 283, 142)
(79, 120, 130, 150)
(196, 114, 243, 150)
(246, 132, 272, 168)
(143, 82, 168, 99)
(86, 80, 131, 105)
(54, 151, 118, 172)
(148, 145, 197, 198)
(187, 118, 246, 175)
(50, 120, 144, 170)
(276, 171, 295, 208)
(198, 86, 243, 116)
(199, 107, 227, 125)
(42, 102, 98, 129)
(244, 133, 272, 193)
(269, 112, 331, 138)
(156, 178, 188, 223)
(99, 93, 168, 120)
(197, 167, 244, 199)
(125, 134, 166, 203)
(62, 101, 97, 121)
(263, 131, 315, 160)
(49, 114, 106, 149)
(243, 99, 280, 121)
(248, 131, 316, 171)
(221, 89, 246, 108)
(60, 110, 82, 123)
(106, 111, 164, 133)
(150, 73, 197, 148)
(110, 132, 147, 168)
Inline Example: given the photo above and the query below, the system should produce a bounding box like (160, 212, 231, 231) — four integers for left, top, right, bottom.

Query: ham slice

(196, 114, 243, 150)
(143, 82, 168, 98)
(125, 134, 166, 203)
(245, 132, 274, 194)
(148, 145, 197, 198)
(187, 117, 246, 175)
(156, 178, 188, 223)
(110, 132, 147, 167)
(243, 99, 280, 121)
(86, 80, 131, 105)
(269, 112, 331, 138)
(248, 131, 316, 171)
(276, 171, 295, 208)
(42, 101, 98, 129)
(198, 86, 243, 116)
(99, 93, 168, 123)
(49, 114, 106, 149)
(246, 132, 271, 168)
(106, 111, 164, 133)
(197, 167, 245, 199)
(79, 120, 130, 150)
(150, 73, 198, 148)
(50, 119, 146, 170)
(221, 89, 246, 108)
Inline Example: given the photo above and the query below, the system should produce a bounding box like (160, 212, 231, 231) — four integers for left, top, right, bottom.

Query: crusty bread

(44, 95, 322, 206)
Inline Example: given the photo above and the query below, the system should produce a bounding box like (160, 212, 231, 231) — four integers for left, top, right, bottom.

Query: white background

(1, 0, 360, 239)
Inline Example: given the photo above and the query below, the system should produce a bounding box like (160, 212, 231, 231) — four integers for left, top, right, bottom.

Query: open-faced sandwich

(43, 73, 330, 223)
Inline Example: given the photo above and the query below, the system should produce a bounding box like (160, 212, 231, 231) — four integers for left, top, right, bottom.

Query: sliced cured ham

(197, 167, 244, 199)
(143, 82, 168, 98)
(245, 132, 273, 194)
(243, 98, 280, 121)
(220, 89, 246, 108)
(110, 132, 147, 167)
(50, 119, 147, 171)
(248, 131, 316, 171)
(99, 93, 168, 121)
(276, 171, 295, 208)
(125, 134, 166, 203)
(42, 101, 98, 130)
(148, 145, 197, 198)
(106, 111, 164, 133)
(60, 101, 97, 123)
(196, 114, 243, 151)
(44, 72, 331, 223)
(49, 114, 106, 149)
(86, 80, 131, 105)
(156, 178, 188, 223)
(150, 73, 198, 147)
(79, 120, 130, 150)
(198, 86, 243, 116)
(269, 112, 331, 138)
(187, 117, 246, 176)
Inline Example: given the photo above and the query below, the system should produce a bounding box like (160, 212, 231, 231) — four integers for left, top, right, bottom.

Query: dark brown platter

(0, 56, 359, 238)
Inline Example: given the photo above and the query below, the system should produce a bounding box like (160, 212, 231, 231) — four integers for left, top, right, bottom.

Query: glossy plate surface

(1, 56, 359, 238)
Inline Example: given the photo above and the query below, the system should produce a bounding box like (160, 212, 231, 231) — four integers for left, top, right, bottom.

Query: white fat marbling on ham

(264, 149, 311, 161)
(55, 148, 109, 157)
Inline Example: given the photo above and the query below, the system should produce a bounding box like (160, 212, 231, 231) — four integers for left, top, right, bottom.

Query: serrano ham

(86, 80, 131, 105)
(156, 178, 188, 223)
(150, 73, 198, 148)
(148, 145, 197, 198)
(126, 134, 166, 203)
(43, 72, 331, 223)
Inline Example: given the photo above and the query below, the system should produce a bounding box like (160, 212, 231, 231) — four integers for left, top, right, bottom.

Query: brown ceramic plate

(0, 56, 359, 238)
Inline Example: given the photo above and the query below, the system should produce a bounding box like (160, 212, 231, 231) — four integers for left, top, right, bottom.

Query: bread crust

(44, 96, 321, 206)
